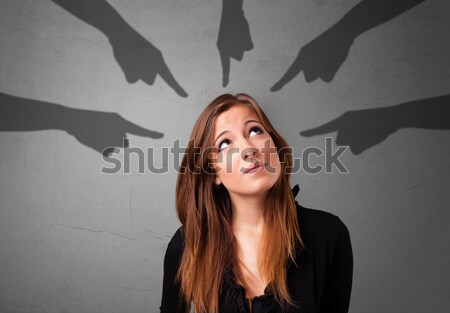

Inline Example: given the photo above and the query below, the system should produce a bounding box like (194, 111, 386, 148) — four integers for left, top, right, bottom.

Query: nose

(243, 146, 259, 159)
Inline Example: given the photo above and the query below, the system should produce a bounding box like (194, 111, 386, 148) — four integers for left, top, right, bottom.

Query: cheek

(273, 153, 282, 172)
(261, 138, 281, 173)
(214, 150, 241, 179)
(268, 151, 281, 173)
(228, 150, 243, 177)
(258, 137, 277, 158)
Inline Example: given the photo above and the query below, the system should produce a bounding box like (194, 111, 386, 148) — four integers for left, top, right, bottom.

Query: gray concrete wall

(1, 0, 449, 312)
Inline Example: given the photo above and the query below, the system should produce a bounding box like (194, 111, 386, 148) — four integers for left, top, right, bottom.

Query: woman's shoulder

(296, 203, 343, 228)
(291, 184, 346, 236)
(295, 202, 350, 252)
(165, 226, 185, 260)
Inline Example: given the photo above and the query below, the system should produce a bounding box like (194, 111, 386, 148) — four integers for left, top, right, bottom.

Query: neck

(229, 192, 267, 234)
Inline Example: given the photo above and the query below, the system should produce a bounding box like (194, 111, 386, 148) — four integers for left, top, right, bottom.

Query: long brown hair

(175, 94, 303, 313)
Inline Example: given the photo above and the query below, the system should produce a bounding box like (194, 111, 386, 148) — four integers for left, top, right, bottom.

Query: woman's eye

(249, 126, 263, 137)
(218, 139, 231, 152)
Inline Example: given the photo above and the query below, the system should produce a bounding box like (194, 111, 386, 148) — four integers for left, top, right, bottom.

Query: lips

(243, 162, 266, 174)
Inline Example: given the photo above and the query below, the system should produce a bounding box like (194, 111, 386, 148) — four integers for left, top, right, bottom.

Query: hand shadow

(0, 92, 163, 156)
(52, 0, 188, 97)
(217, 0, 254, 87)
(300, 95, 450, 155)
(271, 0, 427, 90)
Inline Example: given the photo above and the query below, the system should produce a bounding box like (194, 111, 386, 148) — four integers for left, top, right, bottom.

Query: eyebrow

(214, 119, 261, 144)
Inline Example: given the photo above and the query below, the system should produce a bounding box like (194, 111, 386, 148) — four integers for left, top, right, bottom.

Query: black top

(160, 186, 353, 313)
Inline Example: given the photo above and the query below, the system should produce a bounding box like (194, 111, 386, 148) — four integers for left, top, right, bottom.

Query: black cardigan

(160, 187, 353, 313)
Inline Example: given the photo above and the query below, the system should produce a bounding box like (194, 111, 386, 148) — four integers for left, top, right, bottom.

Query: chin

(237, 179, 278, 196)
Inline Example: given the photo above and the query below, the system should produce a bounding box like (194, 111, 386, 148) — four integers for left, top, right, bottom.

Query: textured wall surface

(1, 0, 449, 312)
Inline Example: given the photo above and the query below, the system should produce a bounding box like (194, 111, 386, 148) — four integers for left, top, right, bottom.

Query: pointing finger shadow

(52, 0, 188, 97)
(0, 92, 164, 156)
(217, 0, 254, 87)
(271, 0, 427, 91)
(300, 95, 450, 155)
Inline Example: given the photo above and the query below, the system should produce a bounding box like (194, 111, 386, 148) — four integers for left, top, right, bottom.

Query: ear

(215, 176, 222, 186)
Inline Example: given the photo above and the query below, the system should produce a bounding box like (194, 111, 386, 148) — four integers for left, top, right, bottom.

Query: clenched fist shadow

(0, 92, 163, 156)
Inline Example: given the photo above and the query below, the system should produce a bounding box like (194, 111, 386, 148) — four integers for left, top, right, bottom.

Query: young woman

(160, 94, 353, 313)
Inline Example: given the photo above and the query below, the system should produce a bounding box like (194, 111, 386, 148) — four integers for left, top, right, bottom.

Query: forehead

(214, 104, 260, 134)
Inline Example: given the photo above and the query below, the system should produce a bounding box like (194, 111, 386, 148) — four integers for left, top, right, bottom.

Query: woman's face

(211, 103, 281, 198)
